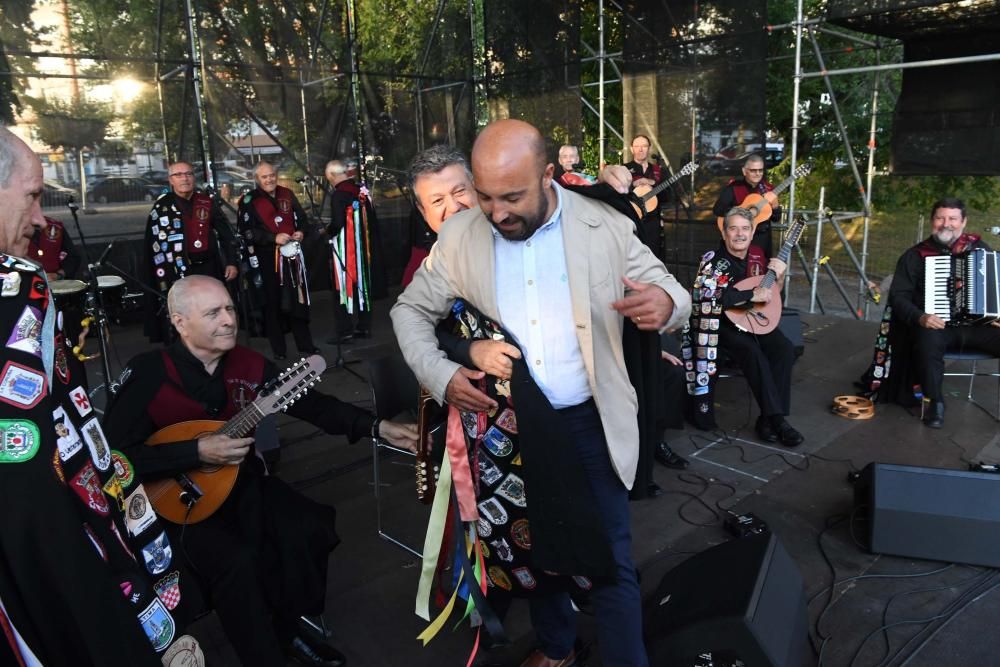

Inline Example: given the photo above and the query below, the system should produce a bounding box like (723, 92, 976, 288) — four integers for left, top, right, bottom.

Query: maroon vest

(182, 193, 215, 255)
(146, 346, 267, 429)
(729, 178, 774, 203)
(746, 245, 768, 277)
(251, 186, 297, 236)
(30, 217, 66, 272)
(915, 233, 981, 258)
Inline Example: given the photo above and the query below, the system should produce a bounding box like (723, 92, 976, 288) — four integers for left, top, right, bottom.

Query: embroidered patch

(54, 336, 69, 383)
(154, 571, 182, 610)
(511, 453, 521, 466)
(494, 408, 518, 434)
(461, 411, 480, 438)
(487, 566, 512, 591)
(119, 576, 144, 605)
(81, 417, 112, 471)
(489, 538, 514, 562)
(0, 272, 20, 297)
(496, 473, 527, 508)
(477, 497, 509, 525)
(126, 486, 157, 536)
(494, 379, 511, 397)
(112, 450, 135, 487)
(69, 385, 92, 417)
(482, 426, 513, 458)
(161, 634, 204, 667)
(478, 453, 503, 486)
(0, 361, 45, 409)
(52, 448, 64, 483)
(6, 305, 42, 357)
(103, 474, 125, 512)
(71, 462, 110, 515)
(138, 597, 175, 652)
(510, 518, 531, 550)
(141, 531, 173, 575)
(476, 518, 493, 538)
(53, 406, 83, 460)
(512, 567, 537, 590)
(0, 419, 40, 463)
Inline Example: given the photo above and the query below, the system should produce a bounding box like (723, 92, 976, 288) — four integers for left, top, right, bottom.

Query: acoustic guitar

(723, 218, 806, 335)
(628, 161, 699, 218)
(715, 163, 812, 233)
(415, 388, 444, 504)
(145, 355, 326, 524)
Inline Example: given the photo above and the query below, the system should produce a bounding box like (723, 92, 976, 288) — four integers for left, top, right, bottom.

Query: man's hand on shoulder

(446, 367, 498, 412)
(378, 420, 419, 453)
(598, 165, 633, 194)
(469, 340, 521, 380)
(197, 433, 254, 466)
(611, 276, 673, 330)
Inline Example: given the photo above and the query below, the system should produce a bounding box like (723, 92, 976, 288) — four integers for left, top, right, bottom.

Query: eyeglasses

(745, 168, 764, 174)
(169, 171, 194, 178)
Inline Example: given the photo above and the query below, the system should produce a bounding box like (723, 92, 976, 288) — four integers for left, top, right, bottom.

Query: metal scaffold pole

(345, 0, 366, 183)
(788, 0, 804, 224)
(598, 0, 606, 166)
(183, 0, 214, 189)
(469, 0, 488, 129)
(860, 58, 881, 319)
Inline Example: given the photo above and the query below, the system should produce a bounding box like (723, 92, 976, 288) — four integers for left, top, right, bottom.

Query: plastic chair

(367, 354, 422, 557)
(944, 349, 1000, 421)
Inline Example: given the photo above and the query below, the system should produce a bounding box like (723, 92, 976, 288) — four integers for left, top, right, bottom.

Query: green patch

(0, 420, 40, 463)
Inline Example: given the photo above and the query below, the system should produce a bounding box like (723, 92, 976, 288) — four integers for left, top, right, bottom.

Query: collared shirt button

(526, 241, 532, 247)
(527, 279, 533, 286)
(535, 359, 541, 365)
(532, 319, 537, 325)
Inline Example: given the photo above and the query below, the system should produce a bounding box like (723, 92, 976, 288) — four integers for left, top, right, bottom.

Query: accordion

(923, 248, 1000, 325)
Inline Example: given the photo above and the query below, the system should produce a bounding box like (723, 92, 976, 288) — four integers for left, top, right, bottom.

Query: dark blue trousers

(528, 400, 649, 666)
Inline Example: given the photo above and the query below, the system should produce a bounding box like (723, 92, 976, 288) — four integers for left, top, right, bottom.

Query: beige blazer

(390, 185, 691, 488)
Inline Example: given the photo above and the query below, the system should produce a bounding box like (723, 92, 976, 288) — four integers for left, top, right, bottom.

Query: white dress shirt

(495, 184, 591, 408)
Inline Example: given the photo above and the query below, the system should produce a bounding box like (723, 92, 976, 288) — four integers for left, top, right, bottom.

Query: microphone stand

(325, 232, 365, 382)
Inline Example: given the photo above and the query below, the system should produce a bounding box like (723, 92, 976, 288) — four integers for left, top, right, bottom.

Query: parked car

(212, 170, 254, 196)
(41, 180, 78, 208)
(89, 176, 164, 204)
(139, 169, 170, 185)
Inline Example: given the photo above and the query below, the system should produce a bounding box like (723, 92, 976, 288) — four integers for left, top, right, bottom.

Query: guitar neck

(641, 172, 685, 202)
(219, 403, 266, 438)
(757, 226, 800, 290)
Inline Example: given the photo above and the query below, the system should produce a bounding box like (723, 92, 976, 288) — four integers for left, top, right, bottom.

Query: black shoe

(286, 636, 346, 667)
(755, 416, 778, 443)
(646, 482, 664, 498)
(775, 420, 804, 447)
(326, 333, 353, 345)
(923, 401, 945, 429)
(352, 328, 370, 339)
(654, 442, 689, 469)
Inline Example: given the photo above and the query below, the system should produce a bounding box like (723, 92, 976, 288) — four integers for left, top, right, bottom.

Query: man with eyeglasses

(712, 153, 779, 259)
(143, 162, 238, 343)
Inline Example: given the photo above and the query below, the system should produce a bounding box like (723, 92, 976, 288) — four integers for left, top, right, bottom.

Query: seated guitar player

(680, 207, 803, 446)
(102, 275, 417, 667)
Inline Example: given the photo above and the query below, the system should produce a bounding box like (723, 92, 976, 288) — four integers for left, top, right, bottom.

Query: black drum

(50, 279, 89, 344)
(97, 275, 127, 323)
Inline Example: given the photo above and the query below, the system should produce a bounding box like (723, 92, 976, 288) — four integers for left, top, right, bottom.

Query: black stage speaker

(779, 308, 805, 359)
(644, 532, 811, 667)
(854, 463, 1000, 567)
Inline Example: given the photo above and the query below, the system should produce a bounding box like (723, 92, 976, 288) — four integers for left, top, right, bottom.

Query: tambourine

(831, 395, 875, 420)
(279, 240, 301, 258)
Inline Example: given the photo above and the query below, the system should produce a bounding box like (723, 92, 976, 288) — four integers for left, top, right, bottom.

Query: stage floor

(89, 289, 1000, 667)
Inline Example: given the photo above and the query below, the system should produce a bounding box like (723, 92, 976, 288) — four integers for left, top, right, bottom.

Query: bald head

(472, 119, 547, 175)
(168, 275, 227, 317)
(470, 119, 556, 241)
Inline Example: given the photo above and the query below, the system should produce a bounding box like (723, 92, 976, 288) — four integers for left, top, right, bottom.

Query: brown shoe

(519, 648, 576, 667)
